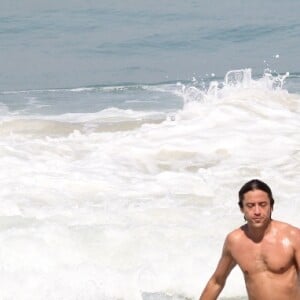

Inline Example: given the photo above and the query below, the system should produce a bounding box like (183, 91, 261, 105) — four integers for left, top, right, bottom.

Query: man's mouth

(253, 218, 262, 222)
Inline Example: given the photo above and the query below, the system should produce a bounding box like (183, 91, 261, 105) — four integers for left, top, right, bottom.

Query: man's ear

(270, 206, 273, 218)
(240, 206, 244, 214)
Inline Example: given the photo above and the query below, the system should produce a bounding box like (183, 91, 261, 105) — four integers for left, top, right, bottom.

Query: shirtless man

(199, 179, 300, 300)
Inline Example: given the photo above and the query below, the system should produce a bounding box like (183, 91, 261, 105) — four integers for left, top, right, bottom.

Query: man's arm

(199, 236, 236, 300)
(291, 226, 300, 273)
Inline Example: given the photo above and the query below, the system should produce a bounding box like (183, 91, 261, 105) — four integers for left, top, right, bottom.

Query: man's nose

(254, 205, 261, 214)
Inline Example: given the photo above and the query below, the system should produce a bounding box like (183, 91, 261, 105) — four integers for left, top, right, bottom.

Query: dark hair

(238, 179, 274, 209)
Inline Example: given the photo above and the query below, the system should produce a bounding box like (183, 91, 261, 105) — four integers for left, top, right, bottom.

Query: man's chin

(248, 219, 268, 228)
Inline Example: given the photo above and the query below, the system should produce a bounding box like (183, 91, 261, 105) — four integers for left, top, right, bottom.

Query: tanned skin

(199, 189, 300, 300)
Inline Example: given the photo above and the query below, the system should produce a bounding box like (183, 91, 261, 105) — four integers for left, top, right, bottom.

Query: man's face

(240, 189, 272, 228)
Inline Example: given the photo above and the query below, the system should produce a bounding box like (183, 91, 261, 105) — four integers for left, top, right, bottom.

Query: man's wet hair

(238, 179, 275, 209)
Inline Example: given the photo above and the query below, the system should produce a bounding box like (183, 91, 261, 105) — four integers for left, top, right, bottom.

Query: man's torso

(228, 221, 300, 300)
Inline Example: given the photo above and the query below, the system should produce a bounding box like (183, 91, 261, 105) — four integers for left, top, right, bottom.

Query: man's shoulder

(272, 219, 300, 232)
(225, 226, 245, 244)
(272, 220, 300, 244)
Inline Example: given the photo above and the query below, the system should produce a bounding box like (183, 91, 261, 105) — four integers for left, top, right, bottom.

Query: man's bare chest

(231, 239, 294, 274)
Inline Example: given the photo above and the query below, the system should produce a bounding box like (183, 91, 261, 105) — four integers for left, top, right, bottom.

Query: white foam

(0, 69, 299, 299)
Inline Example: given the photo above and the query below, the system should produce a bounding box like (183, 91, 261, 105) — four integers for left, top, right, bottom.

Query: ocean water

(0, 1, 300, 300)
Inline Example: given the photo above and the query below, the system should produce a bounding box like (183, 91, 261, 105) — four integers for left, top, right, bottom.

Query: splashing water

(0, 69, 299, 300)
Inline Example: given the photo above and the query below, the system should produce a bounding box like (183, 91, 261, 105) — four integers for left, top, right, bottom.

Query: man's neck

(246, 219, 272, 243)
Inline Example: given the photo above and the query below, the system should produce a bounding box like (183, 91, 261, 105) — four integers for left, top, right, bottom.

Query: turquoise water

(1, 0, 300, 90)
(0, 2, 299, 300)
